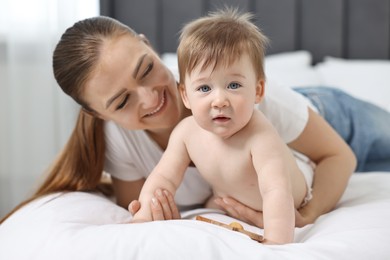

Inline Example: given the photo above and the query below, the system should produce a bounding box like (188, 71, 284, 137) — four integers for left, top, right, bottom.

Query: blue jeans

(294, 87, 390, 172)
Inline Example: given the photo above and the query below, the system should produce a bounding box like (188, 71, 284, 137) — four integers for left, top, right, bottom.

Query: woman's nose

(138, 87, 158, 109)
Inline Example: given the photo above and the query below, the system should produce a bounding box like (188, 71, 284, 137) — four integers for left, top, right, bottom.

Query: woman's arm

(215, 108, 357, 227)
(289, 108, 356, 226)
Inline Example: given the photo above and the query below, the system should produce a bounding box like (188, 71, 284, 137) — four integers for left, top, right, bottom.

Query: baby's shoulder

(246, 110, 281, 139)
(176, 115, 196, 128)
(250, 110, 274, 129)
(172, 116, 197, 135)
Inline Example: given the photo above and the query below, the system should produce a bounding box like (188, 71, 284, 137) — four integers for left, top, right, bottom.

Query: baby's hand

(129, 189, 181, 221)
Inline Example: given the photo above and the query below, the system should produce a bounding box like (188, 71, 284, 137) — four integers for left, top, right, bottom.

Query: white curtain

(0, 0, 99, 218)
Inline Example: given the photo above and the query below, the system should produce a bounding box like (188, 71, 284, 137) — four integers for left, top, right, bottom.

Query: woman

(2, 15, 389, 227)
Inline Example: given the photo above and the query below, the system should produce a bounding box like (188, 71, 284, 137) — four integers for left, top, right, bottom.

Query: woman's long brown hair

(0, 16, 136, 224)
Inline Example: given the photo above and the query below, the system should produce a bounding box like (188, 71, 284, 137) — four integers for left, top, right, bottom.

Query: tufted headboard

(100, 0, 390, 63)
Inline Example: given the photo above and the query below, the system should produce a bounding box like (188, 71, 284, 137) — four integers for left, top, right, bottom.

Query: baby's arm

(256, 157, 295, 244)
(252, 127, 296, 244)
(132, 124, 191, 222)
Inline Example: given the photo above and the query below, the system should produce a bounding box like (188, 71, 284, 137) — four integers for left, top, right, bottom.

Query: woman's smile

(144, 90, 167, 117)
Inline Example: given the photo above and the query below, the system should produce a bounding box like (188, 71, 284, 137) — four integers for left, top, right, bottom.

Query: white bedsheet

(1, 173, 390, 260)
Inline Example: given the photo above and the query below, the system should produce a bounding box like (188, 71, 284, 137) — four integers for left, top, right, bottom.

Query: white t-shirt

(104, 81, 312, 208)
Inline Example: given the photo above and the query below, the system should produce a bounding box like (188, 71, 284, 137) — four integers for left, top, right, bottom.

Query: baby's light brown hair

(177, 8, 269, 85)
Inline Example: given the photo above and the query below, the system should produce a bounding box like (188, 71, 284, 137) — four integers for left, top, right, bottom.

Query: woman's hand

(295, 202, 321, 227)
(214, 197, 265, 228)
(128, 189, 181, 221)
(214, 196, 318, 228)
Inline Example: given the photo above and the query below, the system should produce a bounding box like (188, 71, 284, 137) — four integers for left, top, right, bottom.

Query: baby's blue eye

(198, 85, 211, 92)
(228, 82, 241, 89)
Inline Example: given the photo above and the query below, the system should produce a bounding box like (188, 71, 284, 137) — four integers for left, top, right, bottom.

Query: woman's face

(84, 34, 183, 131)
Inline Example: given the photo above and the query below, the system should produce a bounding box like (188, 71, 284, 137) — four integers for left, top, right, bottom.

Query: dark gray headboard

(100, 0, 390, 63)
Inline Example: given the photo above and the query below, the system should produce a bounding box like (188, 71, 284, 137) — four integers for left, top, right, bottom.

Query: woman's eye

(116, 94, 129, 110)
(228, 82, 241, 89)
(198, 85, 211, 92)
(141, 62, 154, 79)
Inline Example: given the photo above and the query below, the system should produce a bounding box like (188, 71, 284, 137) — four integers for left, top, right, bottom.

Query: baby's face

(181, 53, 264, 139)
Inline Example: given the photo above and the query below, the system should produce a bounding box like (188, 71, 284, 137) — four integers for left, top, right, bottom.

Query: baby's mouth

(213, 115, 230, 122)
(144, 91, 166, 117)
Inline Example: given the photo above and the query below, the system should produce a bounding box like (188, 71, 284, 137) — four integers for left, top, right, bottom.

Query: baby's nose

(211, 90, 229, 108)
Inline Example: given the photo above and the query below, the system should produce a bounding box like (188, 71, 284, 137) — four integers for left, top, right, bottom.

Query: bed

(1, 174, 390, 259)
(1, 0, 390, 259)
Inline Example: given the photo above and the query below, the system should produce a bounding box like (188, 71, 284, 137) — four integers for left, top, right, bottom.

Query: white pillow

(264, 51, 322, 88)
(161, 52, 179, 80)
(315, 57, 390, 111)
(265, 50, 312, 68)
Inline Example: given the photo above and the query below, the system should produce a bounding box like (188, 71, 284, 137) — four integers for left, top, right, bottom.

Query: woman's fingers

(214, 197, 316, 228)
(128, 189, 180, 221)
(164, 190, 181, 219)
(214, 197, 264, 228)
(154, 189, 173, 220)
(151, 189, 181, 220)
(150, 197, 165, 220)
(295, 206, 316, 227)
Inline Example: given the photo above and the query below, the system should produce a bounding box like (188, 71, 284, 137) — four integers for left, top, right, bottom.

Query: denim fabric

(294, 87, 390, 172)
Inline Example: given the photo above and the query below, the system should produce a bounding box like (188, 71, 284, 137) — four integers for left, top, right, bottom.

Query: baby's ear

(179, 84, 191, 109)
(255, 79, 265, 104)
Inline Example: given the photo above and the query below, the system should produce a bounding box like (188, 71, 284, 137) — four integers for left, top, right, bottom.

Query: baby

(132, 9, 313, 245)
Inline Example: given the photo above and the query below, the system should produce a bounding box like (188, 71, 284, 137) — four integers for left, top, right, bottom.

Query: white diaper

(292, 150, 315, 207)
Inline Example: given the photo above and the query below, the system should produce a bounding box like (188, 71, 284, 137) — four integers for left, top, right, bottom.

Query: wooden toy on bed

(196, 215, 264, 243)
